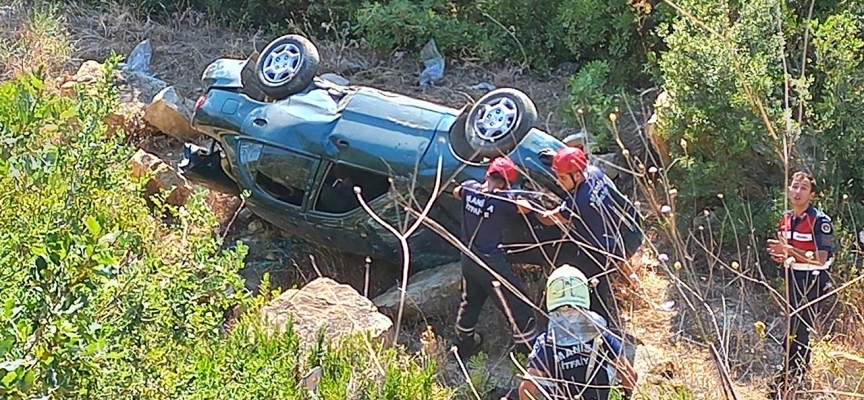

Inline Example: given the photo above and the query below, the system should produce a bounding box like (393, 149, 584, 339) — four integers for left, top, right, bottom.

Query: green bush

(353, 0, 666, 72)
(70, 0, 362, 31)
(653, 0, 797, 242)
(463, 0, 568, 69)
(71, 0, 670, 80)
(353, 0, 560, 68)
(653, 0, 864, 248)
(0, 58, 452, 399)
(556, 0, 637, 64)
(354, 0, 476, 58)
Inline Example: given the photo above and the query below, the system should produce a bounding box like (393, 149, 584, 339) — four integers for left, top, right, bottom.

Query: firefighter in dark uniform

(535, 147, 625, 335)
(766, 171, 836, 396)
(517, 264, 638, 400)
(452, 156, 539, 361)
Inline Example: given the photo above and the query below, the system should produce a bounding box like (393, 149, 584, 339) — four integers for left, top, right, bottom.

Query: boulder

(261, 277, 393, 348)
(129, 149, 193, 206)
(144, 86, 199, 139)
(373, 262, 461, 321)
(562, 128, 593, 153)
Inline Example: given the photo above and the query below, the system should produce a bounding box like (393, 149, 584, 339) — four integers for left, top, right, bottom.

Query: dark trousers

(783, 269, 831, 377)
(454, 251, 538, 353)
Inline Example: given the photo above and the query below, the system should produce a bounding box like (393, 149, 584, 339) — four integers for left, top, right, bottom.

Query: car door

(304, 160, 399, 258)
(234, 139, 320, 239)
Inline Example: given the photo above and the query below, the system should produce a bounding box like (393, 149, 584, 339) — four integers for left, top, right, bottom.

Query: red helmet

(551, 147, 587, 174)
(486, 157, 519, 184)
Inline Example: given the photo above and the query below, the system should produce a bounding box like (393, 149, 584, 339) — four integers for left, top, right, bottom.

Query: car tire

(464, 88, 537, 158)
(255, 34, 320, 100)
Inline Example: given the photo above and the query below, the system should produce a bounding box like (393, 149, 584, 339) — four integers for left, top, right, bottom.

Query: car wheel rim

(261, 42, 302, 84)
(472, 97, 518, 142)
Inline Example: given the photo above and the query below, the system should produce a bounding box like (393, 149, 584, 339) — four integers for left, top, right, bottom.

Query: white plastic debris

(472, 81, 496, 91)
(661, 301, 676, 311)
(124, 39, 152, 73)
(418, 39, 445, 87)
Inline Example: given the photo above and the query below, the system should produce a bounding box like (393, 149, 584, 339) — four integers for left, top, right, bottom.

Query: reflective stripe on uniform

(788, 261, 831, 272)
(455, 324, 475, 334)
(512, 324, 538, 345)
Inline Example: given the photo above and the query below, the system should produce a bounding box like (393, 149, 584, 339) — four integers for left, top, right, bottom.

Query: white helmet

(546, 264, 591, 312)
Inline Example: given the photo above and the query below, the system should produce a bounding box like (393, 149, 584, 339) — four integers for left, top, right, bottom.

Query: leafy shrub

(462, 0, 568, 69)
(0, 58, 452, 399)
(560, 60, 621, 148)
(654, 0, 864, 245)
(71, 0, 363, 32)
(354, 0, 667, 72)
(556, 0, 637, 63)
(0, 53, 247, 398)
(653, 0, 796, 243)
(354, 0, 475, 58)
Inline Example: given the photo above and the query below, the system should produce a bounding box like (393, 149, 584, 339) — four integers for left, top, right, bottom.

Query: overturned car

(180, 34, 642, 271)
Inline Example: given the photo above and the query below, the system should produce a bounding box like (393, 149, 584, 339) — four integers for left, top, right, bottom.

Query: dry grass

(0, 3, 73, 81)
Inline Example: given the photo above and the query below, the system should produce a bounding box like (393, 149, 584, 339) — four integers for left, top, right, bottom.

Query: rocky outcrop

(58, 60, 166, 136)
(58, 59, 200, 140)
(144, 86, 199, 139)
(129, 149, 193, 206)
(372, 262, 461, 321)
(261, 277, 393, 348)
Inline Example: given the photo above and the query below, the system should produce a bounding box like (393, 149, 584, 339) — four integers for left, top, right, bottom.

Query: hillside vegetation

(2, 0, 864, 399)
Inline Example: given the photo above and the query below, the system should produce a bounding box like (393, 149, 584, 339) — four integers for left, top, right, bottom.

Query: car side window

(254, 146, 317, 207)
(313, 162, 392, 214)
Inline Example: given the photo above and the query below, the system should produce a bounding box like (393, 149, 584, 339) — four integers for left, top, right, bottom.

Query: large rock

(144, 86, 199, 139)
(261, 277, 393, 348)
(129, 149, 193, 206)
(373, 262, 461, 321)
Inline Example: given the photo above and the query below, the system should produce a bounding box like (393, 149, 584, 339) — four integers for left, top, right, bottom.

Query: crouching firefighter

(452, 156, 539, 360)
(517, 264, 638, 400)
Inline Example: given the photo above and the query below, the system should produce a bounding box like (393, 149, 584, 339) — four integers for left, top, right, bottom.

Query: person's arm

(613, 355, 638, 391)
(812, 216, 836, 263)
(537, 197, 576, 226)
(536, 206, 568, 226)
(517, 336, 554, 400)
(766, 216, 791, 264)
(517, 367, 548, 400)
(453, 179, 481, 201)
(767, 217, 834, 266)
(514, 197, 534, 215)
(602, 332, 638, 392)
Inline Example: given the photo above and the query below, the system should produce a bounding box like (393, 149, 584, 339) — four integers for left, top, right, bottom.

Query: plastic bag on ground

(418, 39, 445, 87)
(124, 39, 152, 73)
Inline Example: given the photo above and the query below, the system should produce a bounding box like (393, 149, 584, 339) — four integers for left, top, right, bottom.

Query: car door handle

(331, 136, 349, 148)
